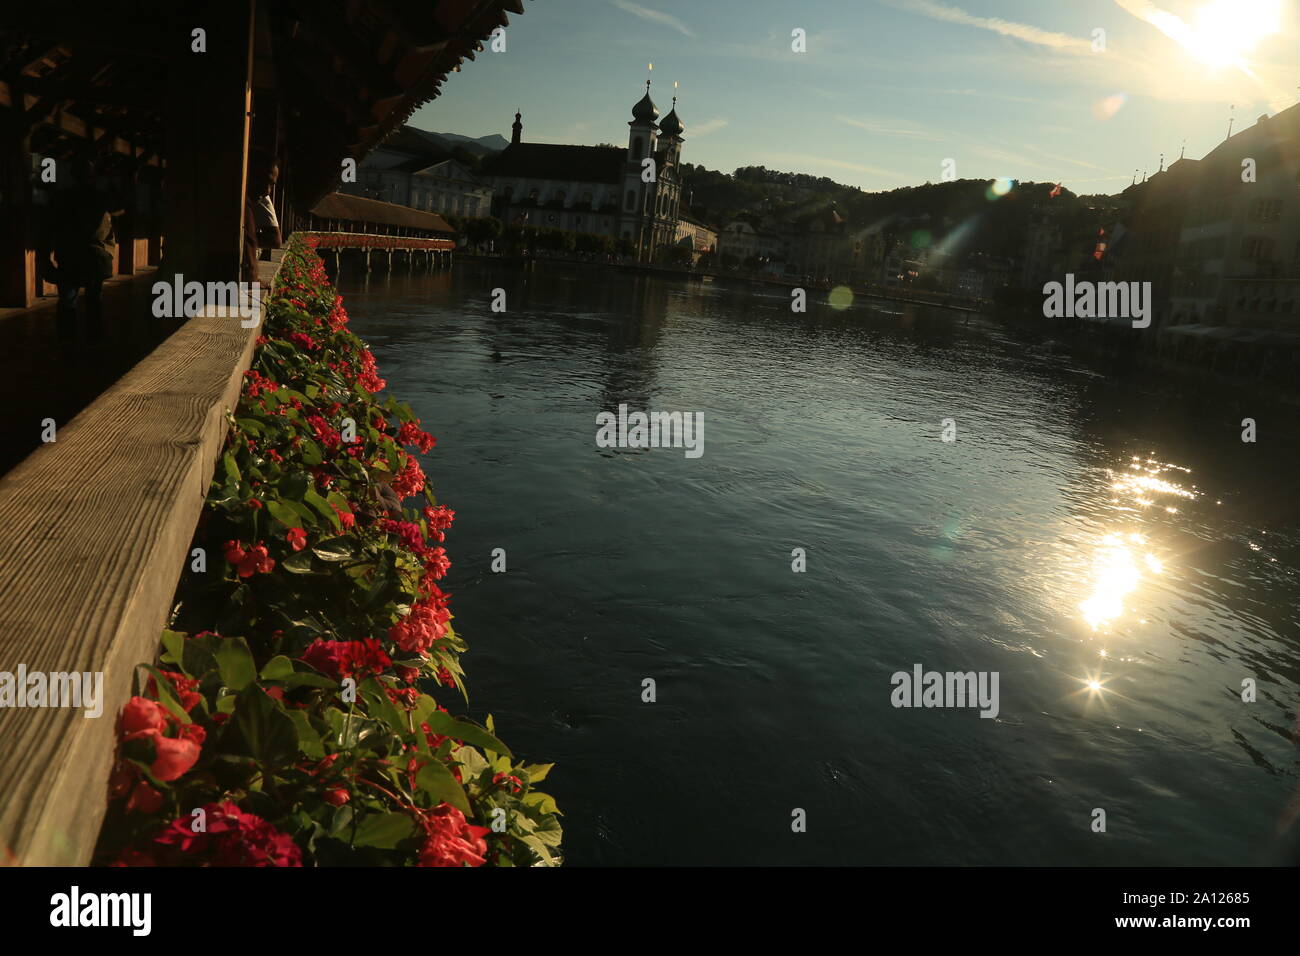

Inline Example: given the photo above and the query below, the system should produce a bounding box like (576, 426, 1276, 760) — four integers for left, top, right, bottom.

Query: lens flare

(986, 178, 1014, 200)
(1092, 93, 1128, 121)
(828, 286, 854, 311)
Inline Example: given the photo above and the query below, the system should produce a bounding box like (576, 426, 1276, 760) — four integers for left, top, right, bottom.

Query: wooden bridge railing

(305, 231, 456, 251)
(0, 251, 283, 866)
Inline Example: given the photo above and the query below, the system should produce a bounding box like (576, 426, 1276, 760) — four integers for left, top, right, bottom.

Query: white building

(717, 220, 784, 265)
(483, 85, 688, 260)
(410, 160, 492, 219)
(1172, 104, 1300, 328)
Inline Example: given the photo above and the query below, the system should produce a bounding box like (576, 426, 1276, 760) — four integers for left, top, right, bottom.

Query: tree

(667, 244, 694, 267)
(463, 216, 503, 251)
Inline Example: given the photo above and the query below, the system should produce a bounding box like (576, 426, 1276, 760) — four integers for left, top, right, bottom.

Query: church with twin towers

(483, 79, 687, 260)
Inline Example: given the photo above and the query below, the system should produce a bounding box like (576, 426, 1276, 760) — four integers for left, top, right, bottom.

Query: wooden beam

(365, 0, 454, 52)
(160, 0, 254, 283)
(16, 76, 162, 114)
(0, 252, 282, 865)
(1, 14, 174, 60)
(283, 0, 404, 100)
(0, 118, 38, 307)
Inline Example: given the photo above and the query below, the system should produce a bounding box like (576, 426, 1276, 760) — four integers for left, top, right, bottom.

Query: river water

(339, 261, 1300, 866)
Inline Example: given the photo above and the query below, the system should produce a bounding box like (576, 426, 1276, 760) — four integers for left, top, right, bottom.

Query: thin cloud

(763, 152, 911, 181)
(610, 0, 696, 39)
(1022, 144, 1119, 173)
(837, 115, 945, 141)
(690, 118, 729, 137)
(883, 0, 1092, 52)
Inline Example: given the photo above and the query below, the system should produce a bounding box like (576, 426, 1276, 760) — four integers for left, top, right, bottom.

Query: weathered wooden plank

(0, 253, 282, 866)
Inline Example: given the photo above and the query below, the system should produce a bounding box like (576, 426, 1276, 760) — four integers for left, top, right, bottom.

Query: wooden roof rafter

(282, 0, 406, 102)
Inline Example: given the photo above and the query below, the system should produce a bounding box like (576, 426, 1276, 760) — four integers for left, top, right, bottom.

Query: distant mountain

(422, 131, 509, 155)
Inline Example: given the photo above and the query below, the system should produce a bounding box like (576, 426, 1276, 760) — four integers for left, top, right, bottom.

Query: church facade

(483, 83, 686, 260)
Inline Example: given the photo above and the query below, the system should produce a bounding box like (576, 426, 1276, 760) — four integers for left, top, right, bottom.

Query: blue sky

(411, 0, 1297, 194)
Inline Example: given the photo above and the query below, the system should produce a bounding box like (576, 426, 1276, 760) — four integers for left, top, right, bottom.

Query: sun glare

(1182, 0, 1282, 68)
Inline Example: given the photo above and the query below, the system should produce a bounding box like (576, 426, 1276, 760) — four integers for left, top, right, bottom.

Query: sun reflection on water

(1078, 456, 1196, 631)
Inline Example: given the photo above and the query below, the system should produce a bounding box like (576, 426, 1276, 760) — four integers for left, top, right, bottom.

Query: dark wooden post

(0, 118, 37, 308)
(161, 0, 255, 283)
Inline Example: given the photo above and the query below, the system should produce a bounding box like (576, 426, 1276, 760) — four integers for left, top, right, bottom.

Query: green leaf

(136, 664, 192, 724)
(160, 629, 188, 672)
(312, 537, 353, 562)
(289, 708, 325, 759)
(351, 811, 416, 849)
(285, 671, 339, 690)
(260, 655, 295, 681)
(305, 489, 341, 531)
(414, 760, 471, 814)
(523, 790, 560, 816)
(222, 451, 241, 485)
(288, 500, 318, 527)
(280, 549, 316, 573)
(266, 499, 301, 531)
(231, 687, 299, 767)
(215, 637, 257, 691)
(518, 833, 556, 865)
(300, 439, 323, 466)
(419, 712, 512, 757)
(280, 471, 310, 501)
(522, 762, 554, 783)
(330, 804, 354, 836)
(327, 708, 379, 749)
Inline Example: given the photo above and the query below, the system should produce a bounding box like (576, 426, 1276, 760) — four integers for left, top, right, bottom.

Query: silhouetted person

(244, 150, 281, 279)
(41, 158, 121, 347)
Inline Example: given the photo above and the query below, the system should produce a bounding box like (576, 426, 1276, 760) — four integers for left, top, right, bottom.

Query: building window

(633, 139, 644, 160)
(1250, 198, 1283, 223)
(1242, 236, 1273, 261)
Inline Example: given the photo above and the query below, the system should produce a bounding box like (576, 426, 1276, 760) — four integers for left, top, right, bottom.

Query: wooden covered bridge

(0, 0, 529, 866)
(306, 191, 458, 273)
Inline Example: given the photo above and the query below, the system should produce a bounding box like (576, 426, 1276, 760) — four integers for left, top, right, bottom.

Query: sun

(1182, 0, 1282, 68)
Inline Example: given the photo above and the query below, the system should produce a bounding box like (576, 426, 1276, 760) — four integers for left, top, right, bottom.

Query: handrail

(0, 251, 284, 865)
(305, 231, 455, 251)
